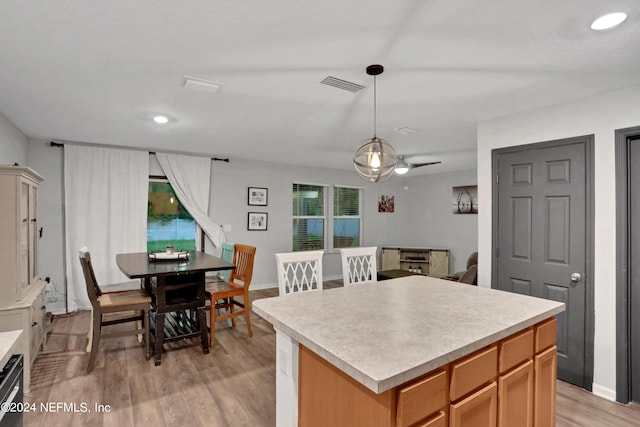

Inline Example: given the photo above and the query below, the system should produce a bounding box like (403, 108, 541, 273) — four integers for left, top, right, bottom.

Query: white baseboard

(251, 282, 278, 291)
(591, 383, 616, 402)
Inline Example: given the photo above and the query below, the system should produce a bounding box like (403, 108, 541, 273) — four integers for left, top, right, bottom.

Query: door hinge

(495, 247, 499, 257)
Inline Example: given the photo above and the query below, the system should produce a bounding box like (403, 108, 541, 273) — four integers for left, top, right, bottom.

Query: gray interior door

(496, 140, 588, 388)
(629, 136, 640, 402)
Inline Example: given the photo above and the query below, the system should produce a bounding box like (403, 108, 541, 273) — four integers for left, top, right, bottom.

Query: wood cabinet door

(19, 180, 30, 292)
(450, 382, 497, 427)
(534, 346, 557, 427)
(498, 360, 533, 427)
(382, 248, 401, 270)
(28, 184, 38, 285)
(429, 251, 449, 277)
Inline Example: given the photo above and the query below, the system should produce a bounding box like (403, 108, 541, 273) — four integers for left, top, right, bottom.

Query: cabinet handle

(32, 321, 38, 327)
(30, 219, 37, 222)
(41, 306, 46, 310)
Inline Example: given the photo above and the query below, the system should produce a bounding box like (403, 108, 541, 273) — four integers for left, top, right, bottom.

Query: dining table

(116, 250, 235, 365)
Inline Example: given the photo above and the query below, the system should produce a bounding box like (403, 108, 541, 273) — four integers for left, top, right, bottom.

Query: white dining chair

(339, 246, 378, 286)
(275, 251, 324, 295)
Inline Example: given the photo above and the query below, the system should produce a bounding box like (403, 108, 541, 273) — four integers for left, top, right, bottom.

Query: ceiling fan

(394, 155, 441, 175)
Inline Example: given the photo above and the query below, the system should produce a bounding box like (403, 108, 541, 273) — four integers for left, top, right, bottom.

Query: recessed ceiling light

(591, 12, 627, 30)
(153, 115, 169, 124)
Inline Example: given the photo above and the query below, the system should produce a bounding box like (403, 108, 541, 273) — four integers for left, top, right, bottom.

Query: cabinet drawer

(397, 369, 447, 427)
(450, 382, 497, 427)
(499, 329, 534, 374)
(535, 318, 557, 353)
(416, 410, 445, 427)
(450, 345, 498, 401)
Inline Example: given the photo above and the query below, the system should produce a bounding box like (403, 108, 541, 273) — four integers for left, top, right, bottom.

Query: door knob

(570, 272, 581, 282)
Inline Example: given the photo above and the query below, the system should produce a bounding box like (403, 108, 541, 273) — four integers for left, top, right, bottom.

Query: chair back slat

(275, 251, 324, 295)
(217, 241, 235, 282)
(339, 246, 378, 286)
(229, 244, 256, 287)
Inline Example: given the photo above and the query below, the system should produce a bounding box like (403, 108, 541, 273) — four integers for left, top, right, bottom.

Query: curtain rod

(49, 141, 229, 163)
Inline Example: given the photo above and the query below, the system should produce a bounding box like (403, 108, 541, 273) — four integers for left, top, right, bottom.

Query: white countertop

(0, 330, 23, 368)
(253, 276, 565, 393)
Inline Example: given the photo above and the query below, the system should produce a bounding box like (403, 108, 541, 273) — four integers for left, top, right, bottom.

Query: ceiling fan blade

(410, 161, 442, 168)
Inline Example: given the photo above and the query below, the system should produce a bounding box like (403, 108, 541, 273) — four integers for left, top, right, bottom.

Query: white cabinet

(0, 166, 43, 302)
(0, 283, 47, 393)
(381, 247, 449, 277)
(0, 166, 47, 393)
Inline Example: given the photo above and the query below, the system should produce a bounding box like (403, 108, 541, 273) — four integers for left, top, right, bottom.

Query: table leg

(154, 312, 165, 366)
(197, 307, 209, 354)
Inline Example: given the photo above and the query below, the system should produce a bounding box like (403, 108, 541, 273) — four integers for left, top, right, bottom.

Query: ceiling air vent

(320, 76, 365, 93)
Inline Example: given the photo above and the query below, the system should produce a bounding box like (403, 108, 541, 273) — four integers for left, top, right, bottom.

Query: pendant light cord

(373, 75, 377, 138)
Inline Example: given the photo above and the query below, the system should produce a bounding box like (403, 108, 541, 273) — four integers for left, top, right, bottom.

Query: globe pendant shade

(353, 137, 397, 182)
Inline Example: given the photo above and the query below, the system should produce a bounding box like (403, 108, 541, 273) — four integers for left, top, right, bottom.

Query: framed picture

(248, 187, 268, 206)
(248, 212, 268, 231)
(378, 195, 395, 213)
(452, 185, 478, 214)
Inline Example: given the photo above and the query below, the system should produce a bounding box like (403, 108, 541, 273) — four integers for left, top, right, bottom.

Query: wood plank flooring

(24, 284, 640, 426)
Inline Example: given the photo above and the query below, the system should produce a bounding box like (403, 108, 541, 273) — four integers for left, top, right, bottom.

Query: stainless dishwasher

(0, 354, 23, 427)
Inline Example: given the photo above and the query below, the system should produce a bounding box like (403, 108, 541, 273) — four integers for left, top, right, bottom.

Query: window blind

(292, 183, 327, 251)
(333, 186, 363, 249)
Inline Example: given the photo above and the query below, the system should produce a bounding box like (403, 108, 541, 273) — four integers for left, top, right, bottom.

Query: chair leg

(245, 301, 253, 338)
(144, 305, 151, 361)
(230, 300, 237, 328)
(87, 312, 101, 372)
(216, 298, 233, 328)
(136, 310, 143, 343)
(210, 298, 216, 347)
(86, 308, 94, 353)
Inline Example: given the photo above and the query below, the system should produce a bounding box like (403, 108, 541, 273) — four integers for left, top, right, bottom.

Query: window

(292, 183, 363, 252)
(292, 183, 326, 251)
(333, 186, 363, 248)
(147, 180, 197, 252)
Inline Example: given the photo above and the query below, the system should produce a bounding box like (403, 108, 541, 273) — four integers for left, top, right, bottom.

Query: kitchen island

(253, 275, 565, 427)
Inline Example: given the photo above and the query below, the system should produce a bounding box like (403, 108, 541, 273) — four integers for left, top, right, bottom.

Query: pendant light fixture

(353, 64, 397, 182)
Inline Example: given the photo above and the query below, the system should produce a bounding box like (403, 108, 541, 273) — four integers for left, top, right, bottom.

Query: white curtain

(155, 153, 225, 249)
(64, 145, 149, 312)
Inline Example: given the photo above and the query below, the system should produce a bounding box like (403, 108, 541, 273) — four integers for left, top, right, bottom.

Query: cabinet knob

(32, 321, 38, 327)
(41, 305, 46, 310)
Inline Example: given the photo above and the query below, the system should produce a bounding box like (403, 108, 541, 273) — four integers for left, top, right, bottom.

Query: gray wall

(0, 111, 28, 166)
(28, 140, 66, 313)
(27, 137, 478, 313)
(403, 170, 478, 274)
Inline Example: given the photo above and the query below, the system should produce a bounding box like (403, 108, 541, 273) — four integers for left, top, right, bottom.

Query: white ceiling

(1, 1, 639, 175)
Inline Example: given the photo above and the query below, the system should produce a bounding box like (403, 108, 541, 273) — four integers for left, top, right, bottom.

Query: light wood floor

(24, 284, 640, 427)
